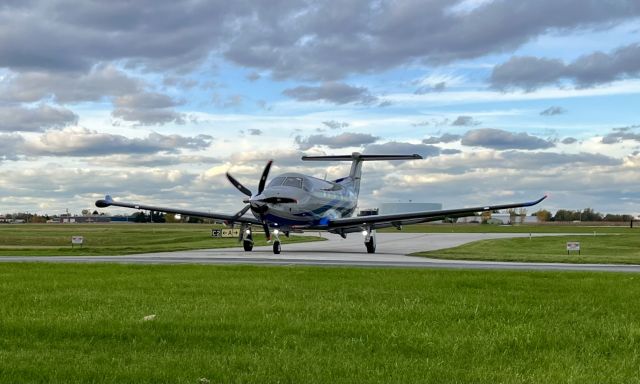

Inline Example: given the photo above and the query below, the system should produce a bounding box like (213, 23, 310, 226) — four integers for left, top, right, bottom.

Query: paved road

(1, 232, 639, 272)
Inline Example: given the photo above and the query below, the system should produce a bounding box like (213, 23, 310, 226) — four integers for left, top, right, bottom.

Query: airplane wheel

(273, 241, 281, 254)
(365, 236, 376, 254)
(243, 234, 253, 252)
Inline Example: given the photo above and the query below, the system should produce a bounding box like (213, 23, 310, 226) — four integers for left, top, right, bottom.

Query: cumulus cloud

(422, 133, 462, 144)
(364, 142, 443, 158)
(451, 115, 480, 126)
(461, 128, 555, 150)
(24, 128, 212, 156)
(294, 132, 379, 150)
(540, 106, 567, 116)
(283, 82, 377, 105)
(491, 43, 640, 91)
(0, 104, 77, 132)
(601, 126, 640, 144)
(112, 92, 185, 125)
(0, 65, 140, 103)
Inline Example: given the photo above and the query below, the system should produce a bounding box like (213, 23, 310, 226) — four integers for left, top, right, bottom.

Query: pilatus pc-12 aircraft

(96, 153, 547, 254)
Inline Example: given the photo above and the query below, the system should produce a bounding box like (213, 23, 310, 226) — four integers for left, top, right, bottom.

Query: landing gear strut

(242, 227, 253, 251)
(364, 227, 376, 254)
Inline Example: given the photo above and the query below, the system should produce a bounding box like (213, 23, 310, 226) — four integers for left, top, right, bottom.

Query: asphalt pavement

(1, 232, 640, 272)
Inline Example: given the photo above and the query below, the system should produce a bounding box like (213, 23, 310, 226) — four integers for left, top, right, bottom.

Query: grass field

(0, 224, 321, 256)
(0, 264, 639, 383)
(382, 223, 638, 234)
(414, 233, 640, 264)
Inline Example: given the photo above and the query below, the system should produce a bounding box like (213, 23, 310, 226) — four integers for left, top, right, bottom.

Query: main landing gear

(242, 227, 254, 251)
(363, 227, 376, 254)
(241, 226, 283, 254)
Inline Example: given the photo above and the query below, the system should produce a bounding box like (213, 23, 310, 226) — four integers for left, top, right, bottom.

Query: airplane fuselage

(251, 172, 357, 230)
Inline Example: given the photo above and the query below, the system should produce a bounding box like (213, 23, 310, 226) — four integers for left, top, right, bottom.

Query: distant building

(457, 213, 539, 224)
(53, 215, 112, 224)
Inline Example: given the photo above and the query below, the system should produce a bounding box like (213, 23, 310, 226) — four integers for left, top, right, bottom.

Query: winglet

(525, 195, 548, 207)
(95, 195, 114, 208)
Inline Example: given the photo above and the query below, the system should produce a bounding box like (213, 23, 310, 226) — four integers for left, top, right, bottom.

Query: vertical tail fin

(301, 152, 423, 197)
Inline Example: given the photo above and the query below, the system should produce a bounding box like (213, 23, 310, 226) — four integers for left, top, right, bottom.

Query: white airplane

(96, 152, 547, 254)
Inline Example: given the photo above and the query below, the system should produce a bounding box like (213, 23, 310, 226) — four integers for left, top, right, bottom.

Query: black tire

(273, 241, 281, 254)
(365, 236, 376, 254)
(243, 233, 253, 251)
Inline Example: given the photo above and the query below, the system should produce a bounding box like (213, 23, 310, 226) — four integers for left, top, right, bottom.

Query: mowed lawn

(1, 264, 640, 383)
(415, 233, 640, 264)
(0, 224, 322, 256)
(382, 223, 638, 234)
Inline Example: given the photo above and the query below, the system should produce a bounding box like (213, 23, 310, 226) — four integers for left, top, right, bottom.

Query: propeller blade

(257, 160, 273, 195)
(226, 172, 252, 197)
(232, 204, 252, 221)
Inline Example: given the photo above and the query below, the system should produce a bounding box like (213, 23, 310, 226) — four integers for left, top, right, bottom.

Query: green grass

(1, 264, 640, 383)
(381, 223, 638, 234)
(414, 233, 640, 264)
(0, 224, 321, 256)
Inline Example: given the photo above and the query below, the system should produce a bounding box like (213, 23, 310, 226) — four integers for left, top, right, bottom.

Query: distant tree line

(533, 208, 636, 222)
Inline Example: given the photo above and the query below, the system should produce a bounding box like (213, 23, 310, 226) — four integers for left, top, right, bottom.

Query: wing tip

(95, 194, 113, 208)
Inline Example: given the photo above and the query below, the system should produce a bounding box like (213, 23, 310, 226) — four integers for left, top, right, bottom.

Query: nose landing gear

(272, 229, 281, 254)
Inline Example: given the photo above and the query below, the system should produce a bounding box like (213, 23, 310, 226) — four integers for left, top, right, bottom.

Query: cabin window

(283, 177, 303, 189)
(268, 177, 286, 187)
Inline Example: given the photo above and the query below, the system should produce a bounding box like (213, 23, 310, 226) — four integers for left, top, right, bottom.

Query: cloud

(0, 65, 140, 103)
(461, 128, 555, 150)
(422, 133, 462, 144)
(322, 120, 349, 130)
(24, 128, 213, 156)
(451, 115, 480, 126)
(490, 56, 567, 91)
(0, 133, 25, 160)
(561, 137, 578, 144)
(364, 142, 444, 158)
(224, 1, 640, 80)
(0, 1, 638, 81)
(540, 106, 567, 116)
(294, 132, 379, 150)
(283, 82, 377, 105)
(90, 154, 220, 168)
(601, 126, 640, 144)
(491, 43, 640, 91)
(0, 104, 77, 132)
(112, 92, 185, 125)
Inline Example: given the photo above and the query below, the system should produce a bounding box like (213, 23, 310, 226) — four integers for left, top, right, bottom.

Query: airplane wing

(95, 195, 262, 225)
(323, 195, 548, 234)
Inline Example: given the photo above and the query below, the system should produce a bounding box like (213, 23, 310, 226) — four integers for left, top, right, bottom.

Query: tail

(301, 152, 422, 197)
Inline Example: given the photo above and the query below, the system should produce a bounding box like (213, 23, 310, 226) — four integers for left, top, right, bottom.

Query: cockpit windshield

(282, 177, 303, 189)
(268, 177, 286, 187)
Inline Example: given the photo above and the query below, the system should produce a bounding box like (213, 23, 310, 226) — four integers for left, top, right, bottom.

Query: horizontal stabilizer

(302, 152, 423, 161)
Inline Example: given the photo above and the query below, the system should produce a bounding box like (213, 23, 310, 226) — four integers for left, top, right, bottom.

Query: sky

(1, 0, 640, 217)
